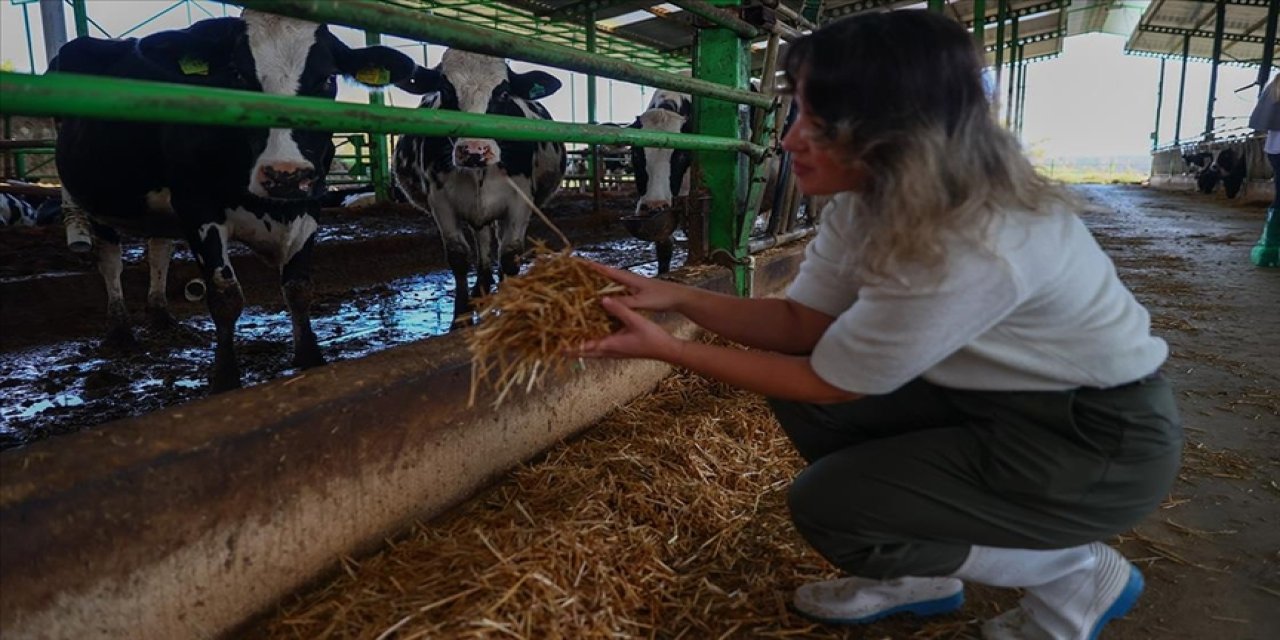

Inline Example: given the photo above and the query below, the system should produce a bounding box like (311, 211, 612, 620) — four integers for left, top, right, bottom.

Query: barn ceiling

(396, 1, 1275, 73)
(1124, 0, 1277, 66)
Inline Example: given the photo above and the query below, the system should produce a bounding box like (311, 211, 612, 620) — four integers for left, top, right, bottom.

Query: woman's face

(781, 82, 865, 195)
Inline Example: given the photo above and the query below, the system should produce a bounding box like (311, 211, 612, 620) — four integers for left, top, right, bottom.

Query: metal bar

(0, 139, 57, 150)
(0, 71, 765, 157)
(1006, 15, 1019, 128)
(21, 3, 36, 72)
(1017, 45, 1028, 136)
(119, 1, 188, 38)
(669, 0, 759, 38)
(1175, 33, 1189, 145)
(972, 0, 985, 49)
(1204, 0, 1226, 139)
(772, 1, 816, 31)
(228, 0, 767, 107)
(1152, 58, 1165, 150)
(365, 31, 390, 203)
(586, 12, 600, 211)
(39, 0, 68, 68)
(696, 0, 751, 293)
(1137, 24, 1270, 45)
(995, 0, 1006, 90)
(1258, 0, 1278, 95)
(963, 0, 1065, 26)
(69, 0, 88, 37)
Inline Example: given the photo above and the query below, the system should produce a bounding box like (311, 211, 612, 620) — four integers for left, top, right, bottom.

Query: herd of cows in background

(0, 11, 1261, 394)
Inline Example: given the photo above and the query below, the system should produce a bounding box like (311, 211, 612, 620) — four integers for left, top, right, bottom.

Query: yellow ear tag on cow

(179, 55, 209, 76)
(356, 66, 391, 86)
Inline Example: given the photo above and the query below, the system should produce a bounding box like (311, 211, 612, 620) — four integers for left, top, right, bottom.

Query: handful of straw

(465, 178, 629, 408)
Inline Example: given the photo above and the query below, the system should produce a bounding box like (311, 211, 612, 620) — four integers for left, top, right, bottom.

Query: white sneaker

(792, 575, 964, 625)
(982, 543, 1145, 640)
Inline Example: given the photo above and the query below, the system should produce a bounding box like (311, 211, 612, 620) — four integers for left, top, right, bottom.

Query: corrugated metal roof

(1124, 0, 1276, 66)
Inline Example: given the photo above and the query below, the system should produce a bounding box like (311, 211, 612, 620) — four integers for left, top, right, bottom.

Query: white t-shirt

(1265, 130, 1280, 155)
(786, 193, 1168, 395)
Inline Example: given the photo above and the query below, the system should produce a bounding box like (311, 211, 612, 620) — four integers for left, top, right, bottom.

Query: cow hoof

(292, 349, 326, 370)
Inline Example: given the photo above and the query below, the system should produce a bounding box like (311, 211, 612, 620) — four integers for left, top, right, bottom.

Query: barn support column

(1006, 15, 1020, 129)
(364, 31, 390, 203)
(38, 0, 67, 68)
(586, 12, 601, 211)
(1016, 48, 1028, 137)
(995, 0, 1007, 91)
(1258, 0, 1278, 97)
(972, 0, 986, 49)
(1204, 0, 1226, 140)
(1152, 59, 1166, 150)
(929, 0, 945, 12)
(70, 0, 88, 38)
(1174, 33, 1189, 145)
(695, 0, 751, 295)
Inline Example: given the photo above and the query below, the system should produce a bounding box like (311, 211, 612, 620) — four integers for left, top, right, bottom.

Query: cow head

(396, 49, 562, 170)
(137, 11, 416, 201)
(631, 101, 692, 216)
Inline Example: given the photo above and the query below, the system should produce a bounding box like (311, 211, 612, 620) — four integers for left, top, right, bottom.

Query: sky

(1, 0, 1272, 162)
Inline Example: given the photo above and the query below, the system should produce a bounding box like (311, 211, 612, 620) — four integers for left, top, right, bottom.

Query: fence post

(365, 31, 390, 203)
(695, 0, 750, 294)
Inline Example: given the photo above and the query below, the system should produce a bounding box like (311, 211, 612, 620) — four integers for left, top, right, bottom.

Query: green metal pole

(1152, 58, 1165, 151)
(365, 31, 390, 202)
(1174, 33, 1189, 145)
(228, 0, 768, 109)
(1204, 0, 1226, 140)
(1016, 46, 1028, 136)
(928, 0, 946, 12)
(71, 0, 88, 38)
(995, 0, 1006, 90)
(21, 4, 36, 72)
(972, 0, 985, 50)
(696, 0, 750, 295)
(1006, 15, 1019, 129)
(1259, 0, 1278, 98)
(0, 71, 765, 157)
(586, 12, 600, 211)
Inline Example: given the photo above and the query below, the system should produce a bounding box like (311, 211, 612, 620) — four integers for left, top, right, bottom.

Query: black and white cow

(625, 89, 694, 274)
(51, 11, 416, 391)
(393, 49, 567, 328)
(1194, 147, 1247, 198)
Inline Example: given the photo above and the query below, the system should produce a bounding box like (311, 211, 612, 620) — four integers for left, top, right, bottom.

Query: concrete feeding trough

(0, 244, 806, 640)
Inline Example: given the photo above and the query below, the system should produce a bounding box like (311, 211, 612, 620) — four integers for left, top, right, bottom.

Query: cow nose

(454, 141, 495, 168)
(258, 163, 316, 199)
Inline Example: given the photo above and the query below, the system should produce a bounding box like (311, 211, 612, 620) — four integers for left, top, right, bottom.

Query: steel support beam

(695, 0, 751, 294)
(1258, 0, 1278, 95)
(38, 0, 67, 69)
(1137, 24, 1270, 45)
(1175, 33, 1189, 145)
(0, 71, 766, 157)
(1204, 0, 1227, 139)
(1153, 58, 1166, 150)
(670, 0, 759, 38)
(995, 0, 1007, 90)
(70, 0, 88, 37)
(972, 0, 986, 48)
(1006, 15, 1019, 129)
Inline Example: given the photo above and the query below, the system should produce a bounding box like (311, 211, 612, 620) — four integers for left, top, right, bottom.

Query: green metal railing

(229, 0, 771, 109)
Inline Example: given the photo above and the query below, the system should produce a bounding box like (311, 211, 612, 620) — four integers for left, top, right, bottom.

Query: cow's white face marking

(648, 88, 691, 113)
(441, 49, 507, 166)
(243, 10, 320, 196)
(637, 107, 687, 209)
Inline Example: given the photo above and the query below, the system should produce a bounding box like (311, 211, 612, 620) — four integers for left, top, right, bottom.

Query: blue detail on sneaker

(1088, 565, 1144, 640)
(793, 590, 965, 626)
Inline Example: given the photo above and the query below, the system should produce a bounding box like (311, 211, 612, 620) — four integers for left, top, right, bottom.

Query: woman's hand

(590, 263, 690, 313)
(578, 297, 684, 363)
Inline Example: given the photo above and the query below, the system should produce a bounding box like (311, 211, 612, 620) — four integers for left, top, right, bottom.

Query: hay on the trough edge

(465, 244, 626, 408)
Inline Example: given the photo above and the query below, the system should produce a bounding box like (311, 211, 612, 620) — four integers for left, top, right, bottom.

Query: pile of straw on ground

(245, 364, 998, 639)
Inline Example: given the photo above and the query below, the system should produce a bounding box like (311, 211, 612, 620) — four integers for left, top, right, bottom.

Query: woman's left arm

(579, 297, 861, 404)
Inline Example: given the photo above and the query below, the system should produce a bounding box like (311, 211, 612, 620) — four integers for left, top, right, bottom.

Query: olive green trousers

(769, 375, 1182, 578)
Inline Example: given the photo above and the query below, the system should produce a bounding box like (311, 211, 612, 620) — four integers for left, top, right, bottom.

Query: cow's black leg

(281, 233, 324, 369)
(145, 237, 179, 329)
(95, 228, 136, 348)
(475, 222, 497, 298)
(440, 230, 474, 330)
(497, 203, 530, 280)
(656, 236, 674, 275)
(190, 222, 243, 392)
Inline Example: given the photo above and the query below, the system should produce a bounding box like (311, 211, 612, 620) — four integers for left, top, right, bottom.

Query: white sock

(954, 543, 1140, 640)
(952, 544, 1095, 588)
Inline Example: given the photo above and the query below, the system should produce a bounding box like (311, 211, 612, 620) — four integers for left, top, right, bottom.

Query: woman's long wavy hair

(781, 10, 1075, 281)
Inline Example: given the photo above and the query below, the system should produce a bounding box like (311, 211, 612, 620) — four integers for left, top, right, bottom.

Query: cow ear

(331, 38, 416, 88)
(510, 71, 561, 101)
(137, 18, 242, 79)
(395, 65, 445, 95)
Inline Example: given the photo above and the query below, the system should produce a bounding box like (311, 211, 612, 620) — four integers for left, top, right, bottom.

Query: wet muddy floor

(0, 193, 688, 449)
